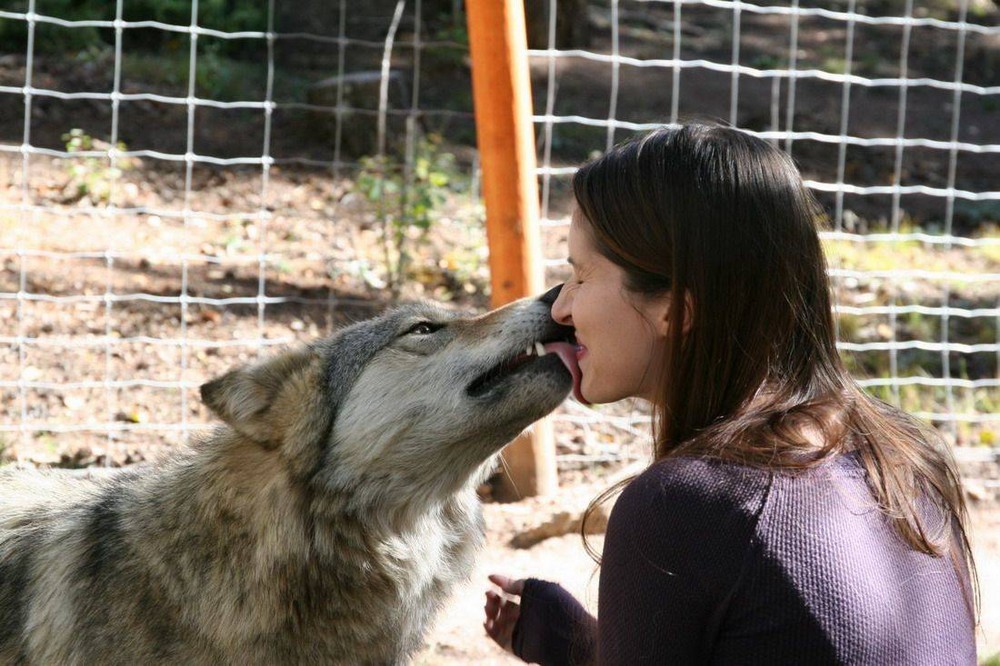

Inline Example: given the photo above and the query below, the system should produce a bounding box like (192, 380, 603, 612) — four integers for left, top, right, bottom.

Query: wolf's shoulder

(0, 467, 106, 516)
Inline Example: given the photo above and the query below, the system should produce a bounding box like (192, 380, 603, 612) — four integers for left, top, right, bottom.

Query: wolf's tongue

(542, 342, 589, 405)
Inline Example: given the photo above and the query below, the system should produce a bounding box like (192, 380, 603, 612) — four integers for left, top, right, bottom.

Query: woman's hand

(483, 573, 525, 653)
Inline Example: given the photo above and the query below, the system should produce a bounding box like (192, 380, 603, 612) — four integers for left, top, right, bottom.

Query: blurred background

(0, 1, 998, 661)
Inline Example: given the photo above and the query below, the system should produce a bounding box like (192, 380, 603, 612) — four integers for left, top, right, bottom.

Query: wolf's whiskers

(496, 453, 521, 500)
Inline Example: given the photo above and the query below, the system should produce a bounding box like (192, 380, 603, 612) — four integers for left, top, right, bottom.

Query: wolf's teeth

(534, 342, 546, 357)
(525, 345, 533, 356)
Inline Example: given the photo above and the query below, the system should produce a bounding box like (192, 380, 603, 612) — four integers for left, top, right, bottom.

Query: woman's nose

(542, 284, 572, 325)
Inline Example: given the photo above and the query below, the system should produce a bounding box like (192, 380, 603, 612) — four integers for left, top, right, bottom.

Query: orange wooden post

(466, 0, 557, 498)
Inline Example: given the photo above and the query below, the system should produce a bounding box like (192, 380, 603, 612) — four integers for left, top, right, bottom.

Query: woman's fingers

(484, 574, 527, 653)
(484, 590, 501, 626)
(483, 590, 520, 652)
(496, 598, 520, 642)
(488, 573, 525, 597)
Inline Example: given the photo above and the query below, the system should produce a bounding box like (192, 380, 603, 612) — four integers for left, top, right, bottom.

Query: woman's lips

(573, 345, 589, 404)
(541, 342, 589, 405)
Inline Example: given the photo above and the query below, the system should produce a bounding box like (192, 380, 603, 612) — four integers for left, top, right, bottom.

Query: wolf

(0, 288, 579, 665)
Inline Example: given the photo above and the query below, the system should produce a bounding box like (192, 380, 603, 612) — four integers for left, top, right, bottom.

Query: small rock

(964, 480, 988, 502)
(509, 503, 609, 549)
(61, 394, 85, 410)
(114, 410, 146, 424)
(199, 309, 221, 324)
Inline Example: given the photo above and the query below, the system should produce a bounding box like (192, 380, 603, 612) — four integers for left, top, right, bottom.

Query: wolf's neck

(310, 451, 495, 526)
(150, 434, 311, 544)
(127, 432, 481, 658)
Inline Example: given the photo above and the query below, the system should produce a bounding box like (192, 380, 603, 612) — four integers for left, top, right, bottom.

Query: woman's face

(550, 211, 671, 404)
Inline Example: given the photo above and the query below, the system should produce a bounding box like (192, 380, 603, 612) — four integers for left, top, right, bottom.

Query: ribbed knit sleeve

(596, 457, 771, 664)
(512, 579, 597, 665)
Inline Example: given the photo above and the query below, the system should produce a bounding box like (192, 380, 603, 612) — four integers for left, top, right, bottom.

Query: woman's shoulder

(626, 451, 866, 495)
(602, 456, 774, 589)
(610, 456, 773, 541)
(622, 455, 772, 507)
(610, 452, 871, 540)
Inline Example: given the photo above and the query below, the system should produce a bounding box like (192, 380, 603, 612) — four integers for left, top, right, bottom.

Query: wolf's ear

(200, 347, 315, 446)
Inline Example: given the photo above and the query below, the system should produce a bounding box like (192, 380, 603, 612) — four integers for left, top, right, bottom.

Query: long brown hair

(577, 123, 977, 617)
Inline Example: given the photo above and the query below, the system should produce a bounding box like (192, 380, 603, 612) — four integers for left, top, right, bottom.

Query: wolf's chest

(375, 511, 482, 592)
(301, 509, 483, 663)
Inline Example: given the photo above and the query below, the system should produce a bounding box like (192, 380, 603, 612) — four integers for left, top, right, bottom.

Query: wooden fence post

(466, 0, 557, 499)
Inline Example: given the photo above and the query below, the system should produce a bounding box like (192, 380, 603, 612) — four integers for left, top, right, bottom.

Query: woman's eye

(405, 322, 439, 336)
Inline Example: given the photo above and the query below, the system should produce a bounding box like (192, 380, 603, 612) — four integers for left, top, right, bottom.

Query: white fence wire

(0, 0, 997, 470)
(0, 0, 482, 461)
(530, 0, 999, 464)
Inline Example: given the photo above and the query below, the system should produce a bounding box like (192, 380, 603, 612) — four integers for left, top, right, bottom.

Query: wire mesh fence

(0, 0, 488, 464)
(530, 0, 1000, 469)
(0, 0, 997, 476)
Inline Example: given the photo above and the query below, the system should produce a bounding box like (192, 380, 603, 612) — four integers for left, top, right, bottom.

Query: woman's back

(596, 453, 976, 664)
(484, 125, 978, 665)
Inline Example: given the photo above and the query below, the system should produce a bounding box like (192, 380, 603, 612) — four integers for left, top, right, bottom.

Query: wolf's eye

(404, 321, 441, 336)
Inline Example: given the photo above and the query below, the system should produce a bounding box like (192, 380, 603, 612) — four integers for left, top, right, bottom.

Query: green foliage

(954, 201, 1000, 228)
(0, 5, 100, 54)
(356, 135, 458, 292)
(426, 21, 471, 69)
(61, 129, 135, 204)
(0, 0, 268, 56)
(749, 54, 783, 70)
(121, 49, 268, 101)
(980, 652, 1000, 666)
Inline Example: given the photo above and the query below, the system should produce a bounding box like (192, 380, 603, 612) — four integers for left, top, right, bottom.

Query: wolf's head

(200, 292, 576, 505)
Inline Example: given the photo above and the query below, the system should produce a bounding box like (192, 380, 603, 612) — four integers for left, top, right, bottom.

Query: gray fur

(0, 296, 572, 665)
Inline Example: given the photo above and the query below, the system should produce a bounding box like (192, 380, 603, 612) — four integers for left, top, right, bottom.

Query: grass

(818, 213, 1000, 275)
(824, 222, 999, 445)
(0, 434, 14, 467)
(823, 236, 963, 274)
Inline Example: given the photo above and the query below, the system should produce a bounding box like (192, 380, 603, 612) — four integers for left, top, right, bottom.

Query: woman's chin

(578, 384, 621, 405)
(579, 382, 653, 405)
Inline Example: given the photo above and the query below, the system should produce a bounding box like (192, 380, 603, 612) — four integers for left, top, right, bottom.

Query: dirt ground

(415, 486, 1000, 664)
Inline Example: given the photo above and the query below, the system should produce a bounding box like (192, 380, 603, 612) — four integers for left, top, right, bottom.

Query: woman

(483, 123, 978, 664)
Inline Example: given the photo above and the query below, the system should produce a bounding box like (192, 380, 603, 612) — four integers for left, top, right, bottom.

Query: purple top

(513, 453, 976, 665)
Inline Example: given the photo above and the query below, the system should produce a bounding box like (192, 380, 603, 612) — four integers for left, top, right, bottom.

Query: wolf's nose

(537, 284, 563, 306)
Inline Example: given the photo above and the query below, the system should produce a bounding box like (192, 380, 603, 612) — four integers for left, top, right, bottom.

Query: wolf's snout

(537, 283, 563, 306)
(465, 294, 578, 401)
(537, 284, 576, 345)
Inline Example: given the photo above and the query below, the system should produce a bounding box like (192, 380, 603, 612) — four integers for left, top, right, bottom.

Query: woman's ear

(680, 291, 694, 335)
(656, 290, 693, 338)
